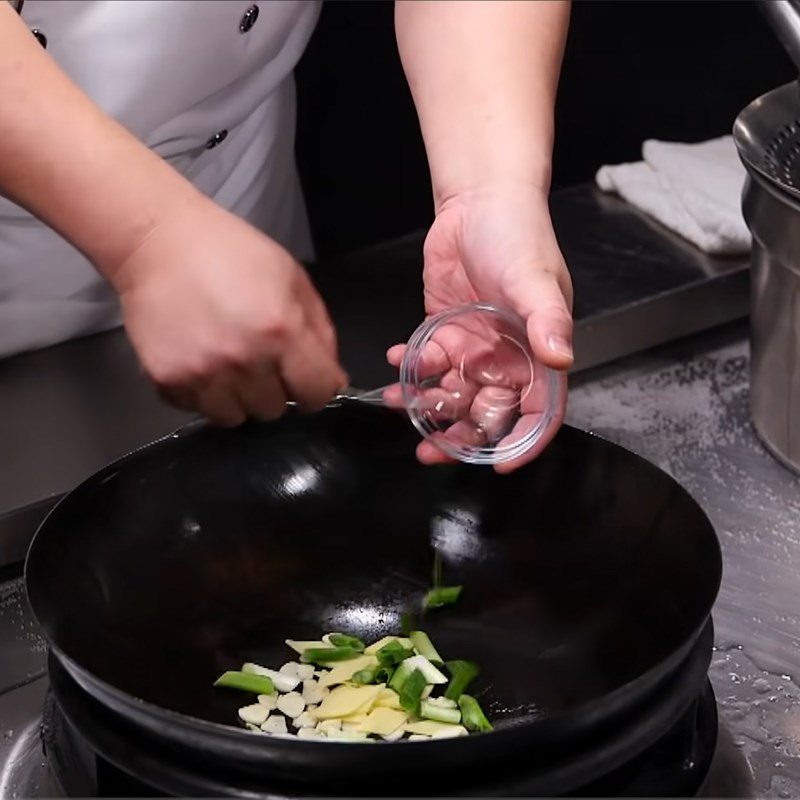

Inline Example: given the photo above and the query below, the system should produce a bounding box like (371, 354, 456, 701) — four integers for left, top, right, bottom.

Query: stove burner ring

(42, 621, 719, 798)
(42, 681, 718, 798)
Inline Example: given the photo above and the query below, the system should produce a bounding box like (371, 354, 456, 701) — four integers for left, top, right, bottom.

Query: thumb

(503, 268, 574, 370)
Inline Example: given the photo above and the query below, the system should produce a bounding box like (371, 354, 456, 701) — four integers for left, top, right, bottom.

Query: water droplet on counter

(771, 776, 796, 800)
(3, 729, 13, 739)
(753, 677, 771, 694)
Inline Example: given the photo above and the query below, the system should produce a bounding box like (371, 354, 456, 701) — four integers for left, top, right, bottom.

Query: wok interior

(27, 405, 720, 731)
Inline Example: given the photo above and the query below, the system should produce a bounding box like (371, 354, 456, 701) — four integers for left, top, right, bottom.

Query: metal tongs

(334, 375, 445, 410)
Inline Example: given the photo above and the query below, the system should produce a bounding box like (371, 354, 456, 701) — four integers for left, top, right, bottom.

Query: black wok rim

(25, 412, 723, 756)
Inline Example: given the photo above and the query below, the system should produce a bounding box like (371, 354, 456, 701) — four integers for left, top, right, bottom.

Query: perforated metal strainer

(734, 82, 800, 200)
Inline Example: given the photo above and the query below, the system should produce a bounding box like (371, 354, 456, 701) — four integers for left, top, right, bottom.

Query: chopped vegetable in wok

(241, 662, 299, 693)
(398, 668, 427, 714)
(409, 630, 443, 666)
(444, 659, 479, 700)
(375, 639, 414, 667)
(214, 670, 275, 695)
(301, 646, 362, 664)
(351, 664, 394, 685)
(420, 698, 461, 724)
(213, 628, 492, 742)
(458, 694, 493, 732)
(326, 633, 365, 652)
(423, 585, 463, 610)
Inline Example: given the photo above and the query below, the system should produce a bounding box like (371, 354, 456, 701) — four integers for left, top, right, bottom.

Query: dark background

(295, 1, 794, 260)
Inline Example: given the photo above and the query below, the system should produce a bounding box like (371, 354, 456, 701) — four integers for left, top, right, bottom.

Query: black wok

(25, 403, 721, 785)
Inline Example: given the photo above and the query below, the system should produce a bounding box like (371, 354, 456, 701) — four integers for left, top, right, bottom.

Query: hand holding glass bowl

(380, 304, 562, 471)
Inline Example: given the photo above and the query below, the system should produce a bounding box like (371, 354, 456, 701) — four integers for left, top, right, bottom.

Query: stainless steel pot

(734, 2, 800, 471)
(740, 155, 800, 471)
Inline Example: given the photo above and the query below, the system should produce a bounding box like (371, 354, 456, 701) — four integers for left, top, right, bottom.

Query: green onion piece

(423, 586, 463, 610)
(443, 660, 479, 700)
(213, 670, 274, 695)
(420, 699, 461, 725)
(351, 667, 375, 685)
(458, 694, 493, 732)
(388, 659, 414, 693)
(376, 640, 414, 667)
(409, 630, 443, 666)
(351, 665, 395, 685)
(327, 633, 365, 652)
(301, 646, 359, 664)
(399, 668, 427, 715)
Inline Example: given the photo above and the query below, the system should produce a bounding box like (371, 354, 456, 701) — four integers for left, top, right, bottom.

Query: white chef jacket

(0, 0, 320, 359)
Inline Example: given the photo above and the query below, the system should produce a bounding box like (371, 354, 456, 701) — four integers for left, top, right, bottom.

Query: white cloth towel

(596, 135, 750, 255)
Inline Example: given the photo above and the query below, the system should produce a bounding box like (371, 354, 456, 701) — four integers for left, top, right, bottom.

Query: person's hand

(111, 200, 347, 426)
(387, 183, 573, 472)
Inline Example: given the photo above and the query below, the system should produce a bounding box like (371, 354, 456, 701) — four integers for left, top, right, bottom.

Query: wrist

(95, 182, 210, 295)
(434, 177, 552, 216)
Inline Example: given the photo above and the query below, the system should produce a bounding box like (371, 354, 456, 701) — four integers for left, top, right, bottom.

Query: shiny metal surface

(554, 188, 749, 372)
(739, 165, 800, 470)
(0, 500, 58, 576)
(568, 323, 800, 797)
(734, 81, 800, 199)
(0, 575, 46, 695)
(0, 329, 192, 541)
(733, 80, 800, 470)
(0, 678, 59, 800)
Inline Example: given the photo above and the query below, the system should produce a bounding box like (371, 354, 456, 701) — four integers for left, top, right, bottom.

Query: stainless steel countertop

(567, 322, 800, 798)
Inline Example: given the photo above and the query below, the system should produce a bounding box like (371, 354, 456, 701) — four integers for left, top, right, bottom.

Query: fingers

(279, 326, 348, 412)
(469, 386, 519, 443)
(493, 369, 567, 474)
(503, 268, 574, 371)
(387, 339, 451, 379)
(233, 364, 288, 421)
(389, 323, 531, 389)
(416, 439, 456, 465)
(157, 318, 342, 425)
(417, 421, 487, 464)
(387, 344, 405, 368)
(181, 365, 289, 427)
(195, 376, 247, 427)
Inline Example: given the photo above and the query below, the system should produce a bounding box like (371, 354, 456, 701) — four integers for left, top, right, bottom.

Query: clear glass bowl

(398, 303, 561, 465)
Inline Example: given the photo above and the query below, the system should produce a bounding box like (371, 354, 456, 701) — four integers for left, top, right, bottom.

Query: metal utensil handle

(335, 375, 443, 408)
(760, 0, 800, 71)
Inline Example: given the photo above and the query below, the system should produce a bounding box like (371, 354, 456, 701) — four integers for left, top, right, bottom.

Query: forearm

(0, 3, 203, 286)
(395, 0, 569, 208)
